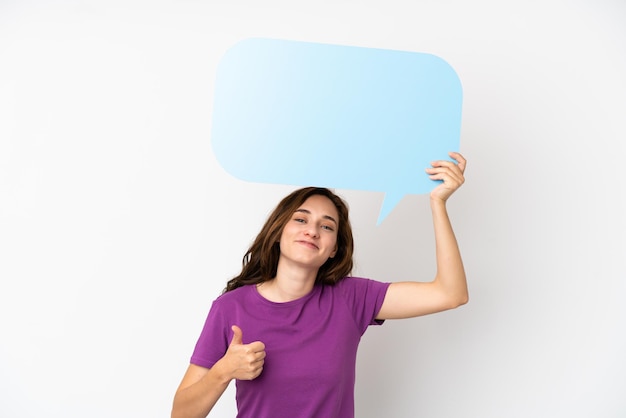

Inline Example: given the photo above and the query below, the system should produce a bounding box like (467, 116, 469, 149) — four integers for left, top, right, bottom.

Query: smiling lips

(296, 240, 319, 250)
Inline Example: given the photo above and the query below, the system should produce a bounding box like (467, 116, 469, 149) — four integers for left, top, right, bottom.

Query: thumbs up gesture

(220, 325, 266, 381)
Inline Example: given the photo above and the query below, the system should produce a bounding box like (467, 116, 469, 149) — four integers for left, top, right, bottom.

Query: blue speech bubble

(211, 38, 462, 224)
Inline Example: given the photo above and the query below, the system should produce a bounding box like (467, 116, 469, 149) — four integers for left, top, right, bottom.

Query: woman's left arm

(376, 152, 468, 320)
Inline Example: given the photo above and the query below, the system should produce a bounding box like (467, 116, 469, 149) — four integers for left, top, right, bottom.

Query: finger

(430, 157, 465, 180)
(250, 365, 264, 380)
(448, 151, 466, 173)
(251, 352, 266, 365)
(431, 152, 466, 172)
(429, 160, 458, 173)
(427, 170, 464, 190)
(426, 166, 463, 185)
(247, 341, 265, 353)
(428, 173, 460, 186)
(230, 325, 243, 346)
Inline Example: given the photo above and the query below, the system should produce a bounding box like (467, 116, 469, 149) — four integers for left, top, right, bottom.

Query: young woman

(172, 152, 468, 418)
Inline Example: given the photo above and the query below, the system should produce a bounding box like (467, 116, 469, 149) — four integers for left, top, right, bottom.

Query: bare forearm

(431, 197, 468, 306)
(172, 329, 265, 418)
(171, 365, 231, 418)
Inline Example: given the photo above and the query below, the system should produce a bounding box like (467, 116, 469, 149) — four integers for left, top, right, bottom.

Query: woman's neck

(257, 263, 317, 303)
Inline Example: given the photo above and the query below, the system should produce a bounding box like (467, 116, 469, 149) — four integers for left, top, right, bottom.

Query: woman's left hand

(426, 151, 466, 202)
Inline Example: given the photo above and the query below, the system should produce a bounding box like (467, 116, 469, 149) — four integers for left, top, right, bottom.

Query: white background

(1, 1, 625, 417)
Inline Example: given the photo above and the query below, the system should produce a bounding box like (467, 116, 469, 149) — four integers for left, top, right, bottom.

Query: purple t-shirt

(191, 276, 390, 418)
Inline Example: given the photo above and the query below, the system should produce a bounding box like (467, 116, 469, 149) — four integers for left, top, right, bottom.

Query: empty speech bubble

(211, 38, 462, 224)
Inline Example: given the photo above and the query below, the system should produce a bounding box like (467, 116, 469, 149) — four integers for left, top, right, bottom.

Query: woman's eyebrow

(295, 208, 338, 225)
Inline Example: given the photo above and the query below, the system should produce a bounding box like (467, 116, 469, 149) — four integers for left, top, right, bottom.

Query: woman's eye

(322, 225, 334, 231)
(294, 218, 305, 223)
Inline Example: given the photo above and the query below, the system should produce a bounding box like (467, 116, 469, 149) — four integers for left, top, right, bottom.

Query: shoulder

(211, 285, 252, 308)
(331, 277, 391, 331)
(330, 276, 391, 302)
(335, 276, 390, 291)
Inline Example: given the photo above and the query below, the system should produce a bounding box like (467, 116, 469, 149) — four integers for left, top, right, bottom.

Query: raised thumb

(230, 325, 243, 346)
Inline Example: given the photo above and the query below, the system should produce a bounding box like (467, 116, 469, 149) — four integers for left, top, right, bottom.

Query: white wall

(1, 1, 625, 417)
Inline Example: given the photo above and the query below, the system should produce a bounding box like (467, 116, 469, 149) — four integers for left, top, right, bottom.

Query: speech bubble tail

(377, 193, 404, 226)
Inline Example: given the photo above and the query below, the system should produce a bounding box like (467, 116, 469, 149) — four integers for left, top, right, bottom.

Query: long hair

(224, 187, 354, 292)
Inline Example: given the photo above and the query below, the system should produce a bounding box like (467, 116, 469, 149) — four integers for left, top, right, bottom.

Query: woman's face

(278, 194, 339, 271)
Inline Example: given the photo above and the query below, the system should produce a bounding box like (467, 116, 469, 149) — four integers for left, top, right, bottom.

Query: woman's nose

(305, 225, 319, 238)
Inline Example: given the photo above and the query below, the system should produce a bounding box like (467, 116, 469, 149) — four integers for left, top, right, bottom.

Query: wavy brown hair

(224, 187, 354, 293)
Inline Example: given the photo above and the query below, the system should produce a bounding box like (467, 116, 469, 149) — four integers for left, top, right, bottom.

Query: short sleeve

(336, 277, 391, 335)
(190, 298, 230, 368)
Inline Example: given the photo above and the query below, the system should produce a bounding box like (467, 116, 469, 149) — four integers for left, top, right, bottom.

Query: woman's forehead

(297, 195, 339, 219)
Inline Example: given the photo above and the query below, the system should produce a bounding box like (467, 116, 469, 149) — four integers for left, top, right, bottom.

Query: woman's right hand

(216, 325, 266, 381)
(171, 326, 265, 417)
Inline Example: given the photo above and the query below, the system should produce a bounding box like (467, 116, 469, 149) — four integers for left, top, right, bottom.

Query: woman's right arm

(171, 363, 231, 418)
(171, 325, 266, 418)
